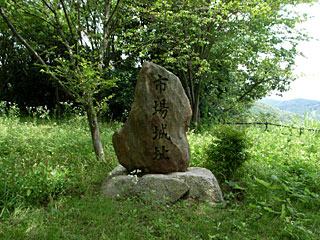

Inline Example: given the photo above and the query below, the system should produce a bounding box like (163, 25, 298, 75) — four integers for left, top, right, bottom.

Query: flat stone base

(101, 165, 223, 204)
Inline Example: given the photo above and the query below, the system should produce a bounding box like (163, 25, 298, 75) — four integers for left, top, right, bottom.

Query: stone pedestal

(101, 165, 224, 204)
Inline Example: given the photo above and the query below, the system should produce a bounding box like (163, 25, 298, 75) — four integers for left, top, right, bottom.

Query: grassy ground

(0, 114, 319, 239)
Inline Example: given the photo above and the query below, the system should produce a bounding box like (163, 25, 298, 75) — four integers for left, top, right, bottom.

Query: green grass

(0, 114, 320, 239)
(0, 115, 119, 208)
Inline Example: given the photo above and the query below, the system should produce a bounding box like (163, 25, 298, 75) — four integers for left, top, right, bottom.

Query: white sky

(269, 1, 320, 101)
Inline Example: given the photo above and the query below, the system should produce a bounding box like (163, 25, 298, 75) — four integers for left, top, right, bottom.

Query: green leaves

(203, 125, 251, 182)
(136, 0, 316, 122)
(255, 177, 272, 188)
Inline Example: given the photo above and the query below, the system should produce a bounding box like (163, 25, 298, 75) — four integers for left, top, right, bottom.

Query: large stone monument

(102, 62, 223, 204)
(113, 61, 192, 173)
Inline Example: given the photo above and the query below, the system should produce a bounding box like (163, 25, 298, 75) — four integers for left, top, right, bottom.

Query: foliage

(100, 68, 139, 121)
(244, 123, 320, 238)
(1, 161, 71, 207)
(0, 0, 125, 161)
(1, 0, 318, 126)
(42, 55, 117, 110)
(123, 0, 317, 125)
(203, 125, 251, 182)
(0, 15, 59, 109)
(0, 0, 123, 107)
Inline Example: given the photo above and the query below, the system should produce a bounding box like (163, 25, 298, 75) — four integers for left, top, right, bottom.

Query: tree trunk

(55, 82, 61, 119)
(192, 83, 201, 128)
(85, 102, 106, 162)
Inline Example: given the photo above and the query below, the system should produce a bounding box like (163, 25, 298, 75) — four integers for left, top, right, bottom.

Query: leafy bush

(203, 125, 250, 182)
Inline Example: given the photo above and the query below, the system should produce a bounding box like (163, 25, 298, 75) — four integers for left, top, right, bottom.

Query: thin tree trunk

(55, 82, 61, 119)
(187, 61, 195, 108)
(98, 0, 111, 70)
(192, 83, 201, 127)
(180, 69, 192, 104)
(98, 0, 121, 70)
(192, 71, 207, 128)
(86, 102, 106, 162)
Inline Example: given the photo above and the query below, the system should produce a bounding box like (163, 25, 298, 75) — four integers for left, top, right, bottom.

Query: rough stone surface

(106, 165, 129, 180)
(168, 168, 223, 203)
(101, 166, 224, 204)
(135, 175, 189, 203)
(112, 62, 192, 173)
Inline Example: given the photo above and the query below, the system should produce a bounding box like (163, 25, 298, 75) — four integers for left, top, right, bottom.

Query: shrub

(203, 125, 250, 182)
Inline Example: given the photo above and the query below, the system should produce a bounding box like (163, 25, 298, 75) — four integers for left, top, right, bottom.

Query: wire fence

(221, 122, 320, 135)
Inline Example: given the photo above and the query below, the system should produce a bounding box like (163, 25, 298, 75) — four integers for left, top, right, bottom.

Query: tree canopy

(0, 0, 317, 127)
(0, 0, 123, 161)
(122, 0, 315, 124)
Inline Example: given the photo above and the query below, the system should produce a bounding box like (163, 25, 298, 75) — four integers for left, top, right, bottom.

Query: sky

(269, 1, 320, 101)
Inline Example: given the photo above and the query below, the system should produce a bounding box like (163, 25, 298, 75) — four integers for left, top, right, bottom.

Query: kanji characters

(153, 99, 168, 119)
(152, 74, 171, 160)
(153, 74, 169, 94)
(153, 145, 170, 161)
(153, 123, 171, 140)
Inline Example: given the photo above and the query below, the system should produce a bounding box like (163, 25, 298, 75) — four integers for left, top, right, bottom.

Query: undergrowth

(0, 106, 319, 239)
(0, 113, 118, 210)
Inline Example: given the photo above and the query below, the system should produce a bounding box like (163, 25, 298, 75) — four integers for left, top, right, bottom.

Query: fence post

(265, 122, 268, 131)
(300, 128, 303, 136)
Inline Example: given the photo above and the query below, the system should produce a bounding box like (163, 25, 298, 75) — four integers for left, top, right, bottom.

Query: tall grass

(0, 104, 319, 239)
(189, 123, 320, 239)
(0, 109, 118, 210)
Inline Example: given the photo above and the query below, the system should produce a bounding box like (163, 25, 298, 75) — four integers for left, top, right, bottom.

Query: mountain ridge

(259, 98, 320, 120)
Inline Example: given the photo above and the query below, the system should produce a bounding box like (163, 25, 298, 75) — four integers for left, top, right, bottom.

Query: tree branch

(41, 0, 75, 64)
(223, 78, 265, 113)
(98, 0, 121, 69)
(41, 0, 55, 15)
(59, 0, 76, 40)
(11, 0, 54, 28)
(0, 4, 77, 101)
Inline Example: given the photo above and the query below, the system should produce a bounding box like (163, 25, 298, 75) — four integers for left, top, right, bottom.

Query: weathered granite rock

(113, 62, 192, 173)
(101, 165, 224, 204)
(135, 175, 189, 203)
(168, 168, 223, 203)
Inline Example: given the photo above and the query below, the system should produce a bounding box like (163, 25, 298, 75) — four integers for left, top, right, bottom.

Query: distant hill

(260, 98, 320, 120)
(249, 101, 301, 122)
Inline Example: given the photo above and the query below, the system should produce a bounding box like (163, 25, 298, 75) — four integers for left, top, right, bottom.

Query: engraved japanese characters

(112, 62, 192, 173)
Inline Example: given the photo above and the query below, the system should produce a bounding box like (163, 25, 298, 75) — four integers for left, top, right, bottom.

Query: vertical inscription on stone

(112, 62, 192, 173)
(153, 146, 169, 161)
(153, 124, 171, 140)
(152, 74, 170, 161)
(152, 99, 168, 119)
(153, 74, 169, 94)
